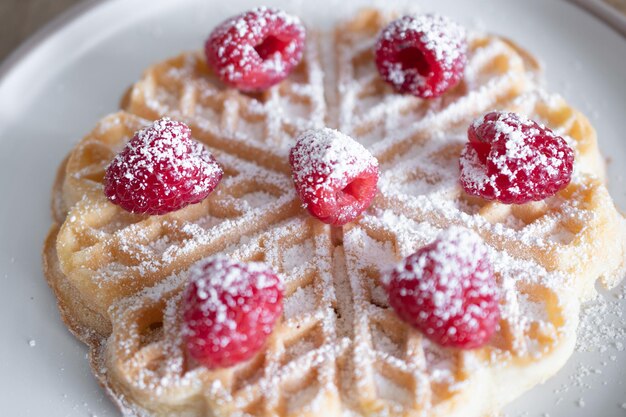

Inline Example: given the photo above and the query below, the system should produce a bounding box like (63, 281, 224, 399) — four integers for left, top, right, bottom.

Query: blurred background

(607, 0, 626, 12)
(0, 0, 625, 62)
(0, 0, 82, 61)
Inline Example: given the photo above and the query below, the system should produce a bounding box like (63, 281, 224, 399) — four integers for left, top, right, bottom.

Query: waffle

(124, 36, 325, 174)
(43, 8, 626, 417)
(335, 10, 624, 300)
(46, 111, 303, 339)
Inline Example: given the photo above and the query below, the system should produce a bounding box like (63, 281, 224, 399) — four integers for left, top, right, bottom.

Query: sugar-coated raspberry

(205, 7, 305, 91)
(375, 14, 467, 98)
(289, 128, 379, 227)
(460, 111, 574, 204)
(182, 257, 283, 369)
(384, 227, 500, 349)
(104, 118, 222, 215)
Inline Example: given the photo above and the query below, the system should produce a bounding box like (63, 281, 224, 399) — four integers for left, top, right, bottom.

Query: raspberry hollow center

(255, 35, 290, 60)
(471, 141, 491, 164)
(341, 178, 368, 200)
(397, 46, 431, 76)
(289, 128, 379, 227)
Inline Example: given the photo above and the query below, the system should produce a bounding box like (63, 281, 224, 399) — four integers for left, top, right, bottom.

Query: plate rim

(568, 0, 626, 36)
(2, 0, 626, 91)
(0, 0, 624, 416)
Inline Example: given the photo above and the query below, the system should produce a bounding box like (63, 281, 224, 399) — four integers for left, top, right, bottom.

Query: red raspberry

(375, 14, 467, 98)
(182, 257, 283, 369)
(289, 128, 379, 227)
(460, 111, 574, 204)
(205, 7, 305, 91)
(104, 118, 222, 215)
(384, 227, 500, 349)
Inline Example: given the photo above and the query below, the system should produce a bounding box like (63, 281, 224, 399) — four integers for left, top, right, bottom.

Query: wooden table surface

(0, 0, 83, 62)
(607, 0, 626, 13)
(1, 0, 625, 64)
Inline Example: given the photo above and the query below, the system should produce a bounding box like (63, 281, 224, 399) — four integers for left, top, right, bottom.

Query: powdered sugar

(375, 14, 467, 98)
(289, 127, 380, 225)
(133, 47, 326, 164)
(383, 226, 488, 284)
(206, 6, 305, 90)
(52, 8, 626, 417)
(283, 285, 316, 319)
(290, 128, 378, 197)
(104, 117, 222, 214)
(77, 144, 298, 299)
(576, 285, 626, 354)
(282, 239, 314, 272)
(460, 111, 574, 203)
(181, 256, 283, 367)
(239, 190, 276, 209)
(384, 227, 500, 348)
(381, 14, 465, 64)
(342, 207, 579, 412)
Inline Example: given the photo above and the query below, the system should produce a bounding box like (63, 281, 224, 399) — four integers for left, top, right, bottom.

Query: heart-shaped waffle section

(124, 32, 325, 174)
(54, 112, 302, 326)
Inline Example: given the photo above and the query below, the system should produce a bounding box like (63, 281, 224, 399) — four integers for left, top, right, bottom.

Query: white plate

(0, 0, 624, 416)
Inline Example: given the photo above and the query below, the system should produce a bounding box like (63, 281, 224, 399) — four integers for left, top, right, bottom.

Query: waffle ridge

(42, 8, 626, 417)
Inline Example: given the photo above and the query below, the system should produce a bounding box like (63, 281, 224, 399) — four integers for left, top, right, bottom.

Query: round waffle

(43, 8, 626, 417)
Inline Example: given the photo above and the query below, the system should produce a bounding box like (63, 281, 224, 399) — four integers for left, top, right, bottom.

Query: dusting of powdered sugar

(206, 6, 305, 84)
(357, 209, 576, 351)
(283, 285, 317, 319)
(104, 117, 222, 207)
(181, 256, 283, 344)
(382, 226, 498, 340)
(376, 14, 467, 97)
(459, 111, 573, 200)
(576, 286, 626, 354)
(290, 127, 378, 206)
(59, 8, 626, 417)
(137, 45, 325, 158)
(381, 226, 489, 284)
(565, 285, 626, 390)
(83, 146, 298, 289)
(526, 283, 626, 415)
(341, 208, 579, 412)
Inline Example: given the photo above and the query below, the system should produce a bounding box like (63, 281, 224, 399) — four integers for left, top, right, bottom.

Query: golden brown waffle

(333, 10, 540, 164)
(124, 42, 325, 174)
(94, 211, 580, 417)
(43, 8, 626, 417)
(339, 212, 579, 416)
(47, 111, 303, 338)
(334, 10, 624, 300)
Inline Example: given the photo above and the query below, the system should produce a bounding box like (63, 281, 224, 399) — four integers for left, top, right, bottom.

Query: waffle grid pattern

(43, 8, 626, 417)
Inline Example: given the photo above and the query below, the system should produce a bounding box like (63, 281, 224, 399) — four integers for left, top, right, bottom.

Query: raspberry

(205, 7, 305, 91)
(384, 227, 500, 349)
(182, 257, 283, 369)
(289, 128, 379, 227)
(460, 111, 574, 204)
(104, 118, 222, 215)
(375, 14, 467, 98)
